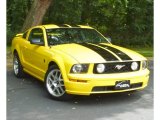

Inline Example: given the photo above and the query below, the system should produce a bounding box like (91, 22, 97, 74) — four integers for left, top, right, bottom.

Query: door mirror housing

(30, 38, 44, 46)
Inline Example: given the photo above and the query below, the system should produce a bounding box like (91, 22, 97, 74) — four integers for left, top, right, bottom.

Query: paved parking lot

(7, 61, 153, 120)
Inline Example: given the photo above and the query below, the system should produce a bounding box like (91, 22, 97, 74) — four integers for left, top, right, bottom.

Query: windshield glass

(46, 28, 109, 45)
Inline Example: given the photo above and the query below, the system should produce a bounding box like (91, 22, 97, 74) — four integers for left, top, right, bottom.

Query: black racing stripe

(78, 43, 119, 61)
(98, 44, 132, 60)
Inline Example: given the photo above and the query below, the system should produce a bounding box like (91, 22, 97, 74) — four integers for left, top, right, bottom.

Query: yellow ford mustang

(12, 24, 150, 100)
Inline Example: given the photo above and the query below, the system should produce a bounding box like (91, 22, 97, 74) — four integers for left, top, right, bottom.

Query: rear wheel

(45, 65, 72, 100)
(13, 53, 24, 78)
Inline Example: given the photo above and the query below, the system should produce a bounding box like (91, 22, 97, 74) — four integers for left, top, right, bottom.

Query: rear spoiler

(15, 33, 23, 37)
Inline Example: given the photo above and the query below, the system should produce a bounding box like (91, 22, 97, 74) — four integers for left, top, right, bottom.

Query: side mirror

(30, 38, 44, 46)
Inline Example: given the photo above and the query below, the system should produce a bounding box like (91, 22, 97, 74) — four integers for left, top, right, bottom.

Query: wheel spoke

(54, 71, 58, 79)
(59, 86, 64, 93)
(51, 86, 56, 92)
(56, 88, 61, 95)
(59, 74, 63, 81)
(51, 74, 55, 80)
(48, 78, 53, 87)
(58, 82, 64, 87)
(59, 73, 62, 79)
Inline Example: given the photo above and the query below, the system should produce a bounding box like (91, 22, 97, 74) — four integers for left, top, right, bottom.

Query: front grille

(92, 82, 143, 92)
(93, 61, 140, 74)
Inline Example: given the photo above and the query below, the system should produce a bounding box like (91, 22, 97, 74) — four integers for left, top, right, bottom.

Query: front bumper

(64, 69, 150, 95)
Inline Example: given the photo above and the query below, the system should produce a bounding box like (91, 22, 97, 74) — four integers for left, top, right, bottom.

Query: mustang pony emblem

(115, 65, 125, 70)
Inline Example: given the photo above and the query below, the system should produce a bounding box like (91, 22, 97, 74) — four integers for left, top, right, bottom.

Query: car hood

(51, 43, 146, 63)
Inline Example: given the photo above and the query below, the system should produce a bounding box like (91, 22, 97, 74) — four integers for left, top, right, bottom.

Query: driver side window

(28, 28, 44, 44)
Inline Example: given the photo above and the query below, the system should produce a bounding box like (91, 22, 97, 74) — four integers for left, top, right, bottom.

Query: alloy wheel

(46, 69, 65, 97)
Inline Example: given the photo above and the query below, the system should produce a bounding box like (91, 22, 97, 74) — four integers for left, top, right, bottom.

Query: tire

(13, 53, 25, 78)
(45, 65, 72, 100)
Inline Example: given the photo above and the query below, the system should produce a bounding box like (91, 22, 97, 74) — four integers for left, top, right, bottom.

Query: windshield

(46, 28, 109, 45)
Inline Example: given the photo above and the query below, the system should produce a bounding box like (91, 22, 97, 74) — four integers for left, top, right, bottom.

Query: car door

(23, 27, 48, 79)
(19, 30, 31, 65)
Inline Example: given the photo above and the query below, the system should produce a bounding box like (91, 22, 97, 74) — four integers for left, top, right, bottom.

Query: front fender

(48, 55, 69, 83)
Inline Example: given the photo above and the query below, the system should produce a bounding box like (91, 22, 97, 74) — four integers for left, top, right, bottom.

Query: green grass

(7, 46, 11, 51)
(128, 47, 153, 57)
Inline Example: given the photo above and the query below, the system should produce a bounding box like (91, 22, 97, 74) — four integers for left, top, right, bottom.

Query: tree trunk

(21, 0, 52, 32)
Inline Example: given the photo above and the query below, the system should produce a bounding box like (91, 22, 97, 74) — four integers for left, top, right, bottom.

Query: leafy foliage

(7, 0, 32, 44)
(7, 0, 153, 47)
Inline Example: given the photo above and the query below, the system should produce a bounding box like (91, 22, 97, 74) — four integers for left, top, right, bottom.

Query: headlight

(96, 64, 105, 73)
(142, 60, 148, 70)
(71, 64, 89, 73)
(131, 62, 139, 71)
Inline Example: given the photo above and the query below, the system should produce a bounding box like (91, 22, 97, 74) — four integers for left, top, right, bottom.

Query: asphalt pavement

(7, 61, 153, 120)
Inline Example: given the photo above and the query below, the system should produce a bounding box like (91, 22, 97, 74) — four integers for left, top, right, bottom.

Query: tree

(7, 0, 153, 47)
(7, 0, 32, 45)
(21, 0, 52, 32)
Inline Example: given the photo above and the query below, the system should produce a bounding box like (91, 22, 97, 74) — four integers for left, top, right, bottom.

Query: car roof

(41, 24, 93, 29)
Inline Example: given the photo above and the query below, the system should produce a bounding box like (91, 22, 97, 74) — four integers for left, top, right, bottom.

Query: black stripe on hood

(78, 43, 119, 61)
(98, 43, 132, 60)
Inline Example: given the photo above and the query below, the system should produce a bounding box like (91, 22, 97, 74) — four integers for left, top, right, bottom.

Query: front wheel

(45, 65, 72, 100)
